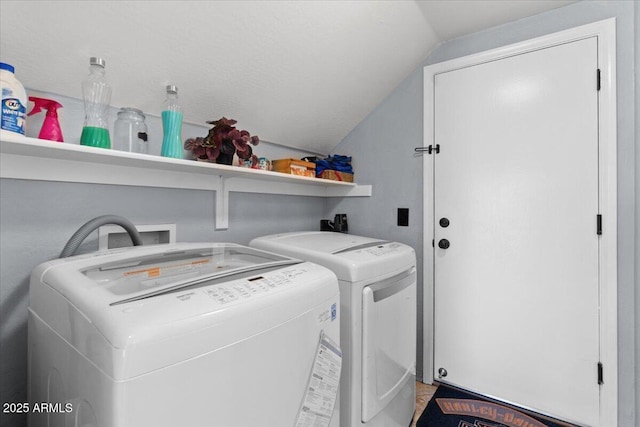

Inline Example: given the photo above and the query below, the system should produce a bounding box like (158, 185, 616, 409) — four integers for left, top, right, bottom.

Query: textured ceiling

(0, 1, 574, 154)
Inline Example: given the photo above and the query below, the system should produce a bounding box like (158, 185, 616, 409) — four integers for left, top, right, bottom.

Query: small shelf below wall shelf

(0, 136, 372, 229)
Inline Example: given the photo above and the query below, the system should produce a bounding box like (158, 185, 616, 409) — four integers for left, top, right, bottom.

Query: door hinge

(597, 69, 601, 91)
(597, 362, 604, 385)
(432, 239, 435, 248)
(597, 214, 602, 235)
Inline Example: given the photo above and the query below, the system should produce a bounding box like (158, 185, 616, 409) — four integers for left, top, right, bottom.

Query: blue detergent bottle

(161, 85, 183, 159)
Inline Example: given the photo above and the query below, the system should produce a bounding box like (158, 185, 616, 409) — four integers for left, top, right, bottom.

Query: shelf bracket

(215, 176, 230, 230)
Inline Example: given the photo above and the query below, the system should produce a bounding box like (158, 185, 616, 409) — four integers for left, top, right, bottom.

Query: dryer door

(361, 268, 416, 422)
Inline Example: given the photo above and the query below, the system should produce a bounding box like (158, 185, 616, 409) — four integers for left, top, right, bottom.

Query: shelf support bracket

(215, 176, 230, 230)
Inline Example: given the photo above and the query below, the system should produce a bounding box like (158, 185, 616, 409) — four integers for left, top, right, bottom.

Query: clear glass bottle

(161, 85, 183, 158)
(113, 108, 148, 154)
(80, 57, 112, 148)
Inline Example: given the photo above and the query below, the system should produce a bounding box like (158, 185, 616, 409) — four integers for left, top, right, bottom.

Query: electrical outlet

(397, 208, 409, 226)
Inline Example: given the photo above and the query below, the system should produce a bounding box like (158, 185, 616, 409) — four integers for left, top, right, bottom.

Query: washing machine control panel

(201, 267, 306, 305)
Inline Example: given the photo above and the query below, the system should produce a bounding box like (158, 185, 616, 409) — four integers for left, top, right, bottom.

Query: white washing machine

(28, 243, 341, 427)
(250, 232, 416, 427)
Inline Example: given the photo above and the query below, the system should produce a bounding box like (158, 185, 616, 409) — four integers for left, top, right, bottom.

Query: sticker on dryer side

(295, 331, 342, 427)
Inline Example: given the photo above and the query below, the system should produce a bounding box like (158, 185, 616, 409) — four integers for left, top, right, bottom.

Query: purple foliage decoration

(184, 117, 260, 165)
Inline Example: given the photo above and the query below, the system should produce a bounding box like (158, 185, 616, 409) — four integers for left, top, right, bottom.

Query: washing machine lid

(250, 232, 416, 282)
(83, 244, 297, 304)
(45, 243, 297, 304)
(29, 243, 339, 379)
(256, 231, 388, 254)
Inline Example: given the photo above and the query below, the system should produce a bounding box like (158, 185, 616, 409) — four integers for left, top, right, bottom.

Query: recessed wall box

(98, 224, 176, 250)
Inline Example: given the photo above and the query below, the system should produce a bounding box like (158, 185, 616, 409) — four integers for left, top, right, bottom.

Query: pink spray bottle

(28, 97, 64, 142)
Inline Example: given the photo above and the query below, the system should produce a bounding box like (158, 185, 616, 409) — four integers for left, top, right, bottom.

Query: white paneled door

(432, 37, 601, 426)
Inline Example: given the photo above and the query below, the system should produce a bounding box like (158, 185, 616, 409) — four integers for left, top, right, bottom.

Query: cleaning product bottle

(80, 57, 111, 148)
(161, 85, 183, 158)
(0, 62, 27, 139)
(27, 97, 64, 142)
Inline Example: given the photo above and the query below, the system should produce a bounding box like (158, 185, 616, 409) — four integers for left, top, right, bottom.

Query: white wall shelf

(0, 136, 372, 229)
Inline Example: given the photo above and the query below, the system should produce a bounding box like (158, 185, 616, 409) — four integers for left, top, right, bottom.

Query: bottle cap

(89, 57, 106, 68)
(0, 62, 15, 73)
(166, 85, 178, 94)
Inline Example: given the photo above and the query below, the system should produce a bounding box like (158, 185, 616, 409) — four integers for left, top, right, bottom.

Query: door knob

(438, 368, 448, 378)
(438, 239, 450, 249)
(439, 218, 450, 228)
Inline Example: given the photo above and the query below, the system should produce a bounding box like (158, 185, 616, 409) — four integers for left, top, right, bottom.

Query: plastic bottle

(161, 85, 183, 158)
(0, 62, 27, 139)
(80, 57, 111, 148)
(27, 97, 64, 142)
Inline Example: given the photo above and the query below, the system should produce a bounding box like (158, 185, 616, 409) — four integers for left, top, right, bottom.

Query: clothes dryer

(251, 232, 416, 427)
(28, 243, 341, 427)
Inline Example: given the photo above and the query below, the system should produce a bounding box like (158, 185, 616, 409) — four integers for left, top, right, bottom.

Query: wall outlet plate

(398, 208, 409, 227)
(397, 208, 409, 226)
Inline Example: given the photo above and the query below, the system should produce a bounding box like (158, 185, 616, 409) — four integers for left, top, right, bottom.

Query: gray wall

(0, 93, 327, 426)
(634, 1, 639, 424)
(331, 1, 638, 425)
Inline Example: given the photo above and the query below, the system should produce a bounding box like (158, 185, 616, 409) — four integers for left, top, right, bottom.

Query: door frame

(421, 18, 617, 426)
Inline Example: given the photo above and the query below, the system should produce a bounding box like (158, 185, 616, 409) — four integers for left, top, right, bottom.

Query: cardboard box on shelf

(272, 158, 316, 178)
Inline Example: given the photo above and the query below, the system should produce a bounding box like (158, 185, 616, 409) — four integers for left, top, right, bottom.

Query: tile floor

(411, 382, 438, 427)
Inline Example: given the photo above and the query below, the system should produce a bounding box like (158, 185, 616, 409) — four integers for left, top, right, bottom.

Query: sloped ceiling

(0, 0, 574, 154)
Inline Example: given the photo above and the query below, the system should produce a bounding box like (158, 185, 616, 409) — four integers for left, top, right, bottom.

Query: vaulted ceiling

(0, 1, 574, 154)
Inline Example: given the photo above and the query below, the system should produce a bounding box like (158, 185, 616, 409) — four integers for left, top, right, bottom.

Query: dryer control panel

(360, 242, 404, 257)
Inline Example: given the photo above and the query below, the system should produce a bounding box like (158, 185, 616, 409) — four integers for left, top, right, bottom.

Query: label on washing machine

(295, 331, 342, 427)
